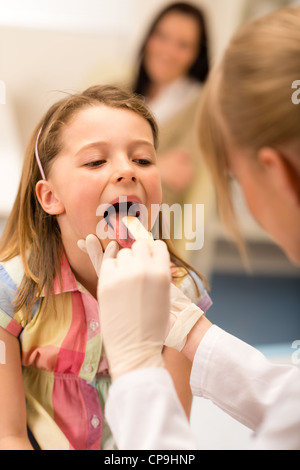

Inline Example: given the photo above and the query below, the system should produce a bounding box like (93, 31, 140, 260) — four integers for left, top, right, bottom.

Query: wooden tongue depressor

(122, 216, 154, 244)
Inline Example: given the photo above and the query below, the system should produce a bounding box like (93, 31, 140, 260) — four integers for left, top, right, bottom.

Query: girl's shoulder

(0, 255, 25, 290)
(0, 256, 26, 333)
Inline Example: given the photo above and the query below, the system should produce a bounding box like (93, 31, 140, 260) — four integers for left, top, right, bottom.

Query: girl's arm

(0, 327, 33, 450)
(162, 346, 193, 418)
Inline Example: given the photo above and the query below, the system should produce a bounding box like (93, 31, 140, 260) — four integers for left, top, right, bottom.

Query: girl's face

(144, 12, 200, 87)
(228, 145, 300, 266)
(45, 105, 162, 250)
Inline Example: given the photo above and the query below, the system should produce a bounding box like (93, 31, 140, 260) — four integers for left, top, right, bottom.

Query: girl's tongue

(106, 210, 136, 248)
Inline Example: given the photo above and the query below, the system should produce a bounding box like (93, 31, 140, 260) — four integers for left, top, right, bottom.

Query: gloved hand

(164, 283, 205, 352)
(98, 240, 171, 380)
(77, 234, 119, 273)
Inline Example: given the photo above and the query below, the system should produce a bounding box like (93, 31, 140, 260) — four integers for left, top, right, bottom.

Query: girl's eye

(85, 160, 106, 168)
(133, 158, 152, 166)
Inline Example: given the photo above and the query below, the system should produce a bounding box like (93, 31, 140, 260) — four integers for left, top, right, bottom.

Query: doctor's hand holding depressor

(93, 239, 171, 381)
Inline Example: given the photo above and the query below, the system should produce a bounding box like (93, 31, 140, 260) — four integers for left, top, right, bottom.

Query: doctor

(87, 7, 300, 450)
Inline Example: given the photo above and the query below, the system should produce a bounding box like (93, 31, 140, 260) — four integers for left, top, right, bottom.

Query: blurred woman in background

(132, 2, 214, 275)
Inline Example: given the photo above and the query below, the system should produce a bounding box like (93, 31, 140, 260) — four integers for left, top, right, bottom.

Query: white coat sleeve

(190, 325, 300, 450)
(105, 368, 198, 450)
(105, 326, 300, 450)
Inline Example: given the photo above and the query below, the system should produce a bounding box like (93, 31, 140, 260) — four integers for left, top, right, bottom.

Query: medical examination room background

(0, 0, 299, 449)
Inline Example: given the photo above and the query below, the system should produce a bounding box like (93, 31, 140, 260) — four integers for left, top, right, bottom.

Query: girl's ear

(35, 180, 65, 215)
(258, 147, 300, 207)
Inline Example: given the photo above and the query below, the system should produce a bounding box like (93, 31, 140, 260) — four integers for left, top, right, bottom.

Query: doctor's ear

(258, 147, 300, 206)
(35, 180, 65, 215)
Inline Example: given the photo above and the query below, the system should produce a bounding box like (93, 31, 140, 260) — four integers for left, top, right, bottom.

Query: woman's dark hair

(133, 2, 210, 96)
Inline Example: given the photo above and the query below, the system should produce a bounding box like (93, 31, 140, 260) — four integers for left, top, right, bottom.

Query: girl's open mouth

(104, 199, 142, 248)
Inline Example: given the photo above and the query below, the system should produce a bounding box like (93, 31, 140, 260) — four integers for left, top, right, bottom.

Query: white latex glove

(77, 234, 119, 272)
(99, 240, 171, 381)
(164, 283, 205, 352)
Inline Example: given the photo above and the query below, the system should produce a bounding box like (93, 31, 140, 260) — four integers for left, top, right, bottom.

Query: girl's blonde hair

(198, 7, 300, 253)
(0, 85, 205, 319)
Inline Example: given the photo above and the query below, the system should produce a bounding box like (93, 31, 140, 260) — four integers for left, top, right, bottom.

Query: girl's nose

(112, 158, 137, 184)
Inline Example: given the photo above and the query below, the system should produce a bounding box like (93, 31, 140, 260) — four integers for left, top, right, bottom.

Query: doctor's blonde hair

(198, 7, 300, 253)
(0, 85, 204, 320)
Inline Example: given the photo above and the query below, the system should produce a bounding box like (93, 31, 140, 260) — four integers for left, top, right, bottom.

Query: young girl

(0, 85, 210, 450)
